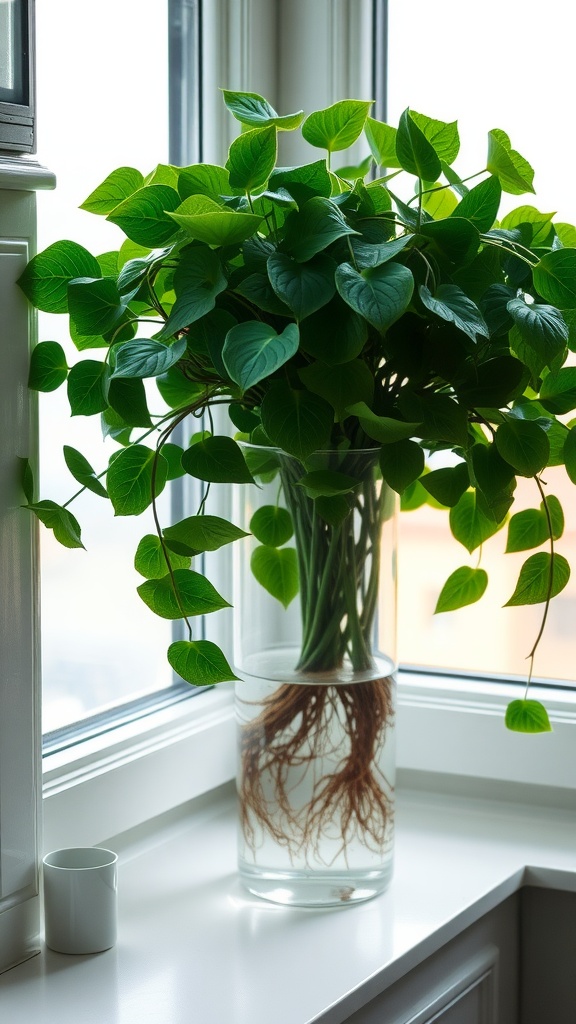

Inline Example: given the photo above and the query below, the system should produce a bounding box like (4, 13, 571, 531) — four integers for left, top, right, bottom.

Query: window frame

(0, 0, 35, 153)
(40, 0, 576, 854)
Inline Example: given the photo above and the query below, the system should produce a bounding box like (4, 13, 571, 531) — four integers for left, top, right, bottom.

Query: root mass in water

(238, 676, 395, 865)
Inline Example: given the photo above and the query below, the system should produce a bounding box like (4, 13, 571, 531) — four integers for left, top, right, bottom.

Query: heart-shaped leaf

(505, 699, 552, 733)
(260, 381, 334, 460)
(267, 252, 336, 319)
(302, 100, 372, 153)
(226, 125, 277, 191)
(495, 418, 550, 476)
(435, 566, 488, 613)
(163, 515, 248, 555)
(419, 284, 488, 341)
(250, 545, 299, 607)
(249, 506, 293, 547)
(222, 321, 299, 391)
(80, 167, 144, 215)
(63, 445, 107, 498)
(181, 436, 254, 483)
(336, 262, 414, 332)
(112, 336, 187, 379)
(107, 445, 168, 515)
(18, 241, 102, 313)
(107, 184, 181, 246)
(134, 534, 190, 579)
(395, 109, 441, 181)
(137, 569, 230, 619)
(28, 341, 68, 392)
(505, 552, 570, 606)
(222, 90, 304, 131)
(168, 640, 239, 685)
(25, 500, 84, 549)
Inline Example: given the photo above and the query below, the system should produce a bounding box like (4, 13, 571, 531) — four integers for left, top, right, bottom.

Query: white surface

(1, 783, 575, 1023)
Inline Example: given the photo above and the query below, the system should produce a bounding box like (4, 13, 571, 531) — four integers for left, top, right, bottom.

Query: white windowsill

(3, 779, 576, 1022)
(42, 670, 576, 853)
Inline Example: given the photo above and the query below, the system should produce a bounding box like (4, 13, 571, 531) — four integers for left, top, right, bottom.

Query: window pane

(388, 0, 576, 682)
(0, 0, 26, 103)
(36, 1, 173, 732)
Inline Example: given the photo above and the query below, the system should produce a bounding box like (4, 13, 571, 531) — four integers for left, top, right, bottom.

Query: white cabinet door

(342, 896, 518, 1024)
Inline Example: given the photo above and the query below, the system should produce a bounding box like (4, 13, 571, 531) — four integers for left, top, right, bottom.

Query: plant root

(238, 676, 395, 865)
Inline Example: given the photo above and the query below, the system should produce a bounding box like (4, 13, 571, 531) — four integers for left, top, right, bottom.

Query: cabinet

(341, 896, 519, 1024)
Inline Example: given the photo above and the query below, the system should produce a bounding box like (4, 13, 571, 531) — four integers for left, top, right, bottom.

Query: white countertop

(1, 781, 575, 1024)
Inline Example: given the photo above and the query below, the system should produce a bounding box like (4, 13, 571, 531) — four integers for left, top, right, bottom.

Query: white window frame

(42, 0, 576, 854)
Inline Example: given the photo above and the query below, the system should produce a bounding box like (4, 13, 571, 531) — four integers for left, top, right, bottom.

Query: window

(0, 0, 34, 152)
(388, 0, 576, 685)
(39, 0, 576, 855)
(36, 1, 200, 739)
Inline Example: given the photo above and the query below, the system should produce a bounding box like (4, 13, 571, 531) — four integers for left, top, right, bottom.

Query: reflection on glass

(0, 0, 26, 105)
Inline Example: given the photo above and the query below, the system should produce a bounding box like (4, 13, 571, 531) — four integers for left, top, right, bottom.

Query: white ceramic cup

(43, 847, 118, 954)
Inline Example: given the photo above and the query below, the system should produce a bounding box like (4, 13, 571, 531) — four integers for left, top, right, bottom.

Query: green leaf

(178, 163, 234, 201)
(451, 176, 501, 232)
(435, 566, 488, 613)
(457, 356, 526, 409)
(351, 235, 414, 270)
(395, 109, 442, 181)
(507, 298, 568, 375)
(106, 184, 181, 246)
(260, 381, 333, 461)
(532, 249, 576, 309)
(267, 252, 336, 319)
(80, 167, 144, 215)
(563, 425, 576, 483)
(226, 125, 277, 191)
(167, 195, 263, 247)
(314, 494, 351, 527)
(249, 506, 293, 547)
(156, 366, 205, 409)
(181, 436, 254, 483)
(137, 569, 230, 619)
(539, 368, 576, 415)
(134, 534, 190, 579)
(67, 360, 110, 416)
(268, 161, 332, 205)
(298, 359, 374, 422)
(335, 261, 414, 332)
(160, 443, 185, 481)
(420, 462, 470, 507)
(156, 245, 228, 340)
(163, 515, 248, 556)
(107, 377, 152, 428)
(222, 321, 299, 391)
(168, 639, 239, 686)
(449, 490, 502, 553)
(398, 392, 469, 447)
(67, 277, 127, 337)
(400, 477, 429, 511)
(506, 508, 549, 553)
(297, 470, 360, 498)
(222, 89, 304, 131)
(299, 296, 368, 365)
(28, 341, 68, 391)
(410, 110, 460, 164)
(379, 439, 425, 493)
(505, 497, 562, 553)
(419, 217, 480, 265)
(106, 445, 168, 516)
(302, 99, 372, 153)
(495, 418, 550, 476)
(18, 457, 34, 503)
(282, 197, 359, 263)
(364, 118, 400, 167)
(501, 205, 555, 246)
(345, 401, 420, 443)
(250, 545, 299, 607)
(486, 129, 535, 195)
(234, 273, 292, 317)
(18, 241, 102, 313)
(505, 552, 570, 606)
(505, 700, 552, 734)
(25, 500, 84, 549)
(419, 284, 488, 341)
(112, 336, 187, 379)
(63, 445, 107, 498)
(469, 443, 516, 523)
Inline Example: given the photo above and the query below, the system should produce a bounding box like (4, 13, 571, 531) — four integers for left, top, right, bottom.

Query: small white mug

(43, 847, 118, 954)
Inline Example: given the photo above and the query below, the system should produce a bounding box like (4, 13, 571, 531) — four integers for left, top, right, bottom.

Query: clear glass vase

(233, 445, 397, 907)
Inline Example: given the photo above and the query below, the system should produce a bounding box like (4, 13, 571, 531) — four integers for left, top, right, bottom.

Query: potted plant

(19, 90, 576, 905)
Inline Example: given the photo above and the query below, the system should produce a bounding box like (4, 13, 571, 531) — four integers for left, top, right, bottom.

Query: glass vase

(233, 445, 397, 907)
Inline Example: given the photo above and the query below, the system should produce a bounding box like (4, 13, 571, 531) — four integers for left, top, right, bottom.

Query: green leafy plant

(19, 90, 576, 738)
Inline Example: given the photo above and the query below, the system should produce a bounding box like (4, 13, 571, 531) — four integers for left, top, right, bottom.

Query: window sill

(42, 669, 576, 852)
(6, 780, 576, 1022)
